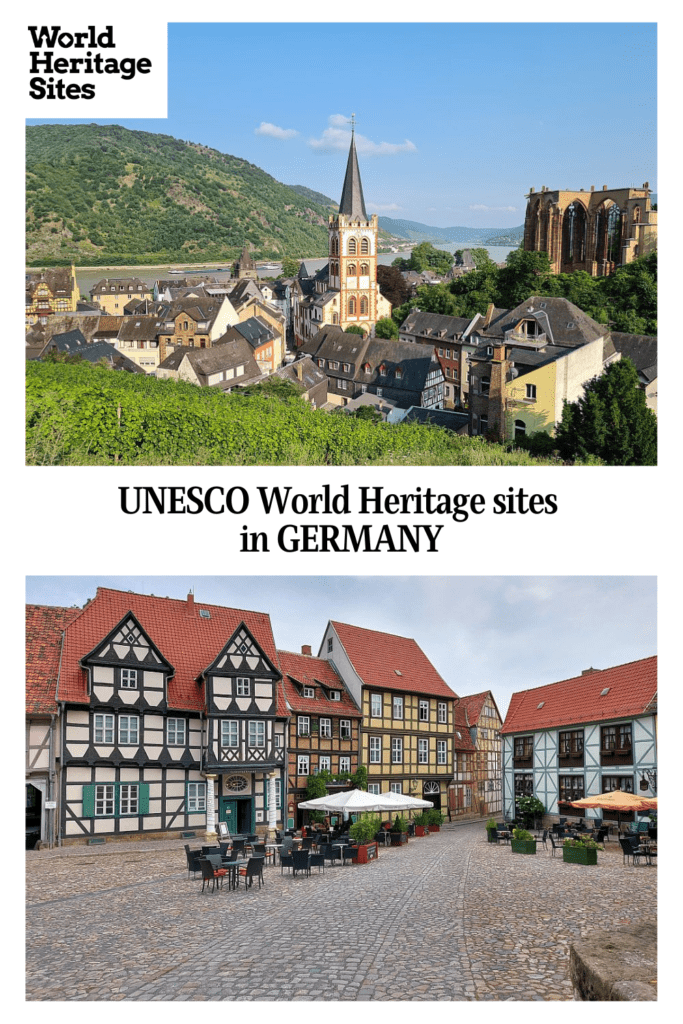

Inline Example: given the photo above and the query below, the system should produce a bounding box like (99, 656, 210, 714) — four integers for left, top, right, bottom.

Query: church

(292, 128, 392, 347)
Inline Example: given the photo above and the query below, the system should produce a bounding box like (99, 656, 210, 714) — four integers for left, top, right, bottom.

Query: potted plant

(349, 814, 381, 863)
(510, 827, 537, 855)
(562, 836, 601, 865)
(426, 809, 444, 832)
(389, 814, 408, 845)
(486, 817, 498, 843)
(414, 812, 431, 837)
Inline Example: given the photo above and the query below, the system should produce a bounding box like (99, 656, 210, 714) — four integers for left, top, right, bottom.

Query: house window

(327, 637, 333, 652)
(167, 718, 186, 746)
(94, 713, 114, 744)
(118, 715, 139, 745)
(479, 415, 488, 435)
(274, 732, 283, 748)
(368, 783, 380, 795)
(419, 700, 429, 721)
(559, 775, 585, 803)
(514, 736, 533, 760)
(603, 774, 634, 793)
(297, 755, 309, 775)
(369, 736, 381, 763)
(526, 383, 537, 400)
(187, 782, 206, 812)
(371, 693, 382, 717)
(319, 755, 331, 772)
(343, 363, 351, 373)
(119, 784, 139, 815)
(329, 690, 341, 701)
(248, 721, 266, 747)
(303, 686, 315, 699)
(437, 740, 447, 765)
(121, 668, 138, 689)
(360, 263, 369, 276)
(95, 784, 115, 816)
(340, 719, 351, 739)
(221, 720, 239, 748)
(319, 718, 332, 738)
(481, 375, 490, 395)
(395, 366, 403, 380)
(391, 737, 403, 764)
(438, 702, 447, 724)
(559, 730, 584, 756)
(339, 756, 351, 773)
(360, 297, 369, 316)
(418, 738, 429, 764)
(298, 716, 310, 737)
(601, 724, 632, 752)
(348, 263, 357, 276)
(348, 298, 356, 316)
(348, 238, 357, 255)
(393, 696, 404, 720)
(390, 782, 403, 794)
(514, 773, 534, 797)
(514, 420, 526, 438)
(236, 677, 250, 696)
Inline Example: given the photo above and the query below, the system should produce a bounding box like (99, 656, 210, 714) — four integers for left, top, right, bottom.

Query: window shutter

(138, 784, 150, 815)
(82, 785, 95, 818)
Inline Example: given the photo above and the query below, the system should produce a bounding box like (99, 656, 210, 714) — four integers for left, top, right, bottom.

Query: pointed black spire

(339, 126, 368, 221)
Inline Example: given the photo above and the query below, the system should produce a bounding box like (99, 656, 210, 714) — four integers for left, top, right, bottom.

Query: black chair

(198, 856, 227, 893)
(594, 826, 609, 844)
(201, 845, 220, 855)
(342, 845, 359, 865)
(292, 849, 311, 878)
(558, 817, 567, 826)
(238, 856, 265, 889)
(323, 844, 342, 866)
(309, 849, 325, 873)
(184, 844, 202, 879)
(548, 834, 561, 857)
(619, 836, 647, 866)
(535, 829, 548, 850)
(231, 839, 246, 858)
(301, 836, 314, 850)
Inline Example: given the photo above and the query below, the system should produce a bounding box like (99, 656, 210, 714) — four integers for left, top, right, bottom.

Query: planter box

(390, 832, 408, 846)
(415, 826, 429, 837)
(511, 839, 537, 855)
(563, 845, 598, 865)
(356, 842, 378, 864)
(428, 825, 441, 833)
(487, 828, 498, 843)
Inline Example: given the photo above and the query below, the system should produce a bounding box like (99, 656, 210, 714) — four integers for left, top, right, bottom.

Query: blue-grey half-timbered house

(501, 656, 657, 824)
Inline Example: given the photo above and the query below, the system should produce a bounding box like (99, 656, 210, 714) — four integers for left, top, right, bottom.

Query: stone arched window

(514, 419, 526, 438)
(633, 205, 641, 224)
(348, 297, 356, 316)
(360, 296, 369, 316)
(348, 263, 357, 276)
(360, 262, 369, 276)
(361, 237, 370, 255)
(348, 237, 357, 256)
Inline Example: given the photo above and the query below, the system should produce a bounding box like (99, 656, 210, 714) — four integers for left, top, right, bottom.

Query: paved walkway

(25, 823, 656, 1001)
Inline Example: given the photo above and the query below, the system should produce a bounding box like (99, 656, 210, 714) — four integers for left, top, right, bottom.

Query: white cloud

(469, 204, 517, 212)
(255, 122, 299, 140)
(309, 115, 416, 156)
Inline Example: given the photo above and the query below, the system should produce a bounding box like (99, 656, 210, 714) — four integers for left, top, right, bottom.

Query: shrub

(390, 815, 408, 834)
(349, 815, 381, 846)
(512, 828, 535, 842)
(426, 809, 444, 826)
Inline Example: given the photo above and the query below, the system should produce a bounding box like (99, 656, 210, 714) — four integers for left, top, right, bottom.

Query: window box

(563, 845, 598, 866)
(510, 838, 537, 855)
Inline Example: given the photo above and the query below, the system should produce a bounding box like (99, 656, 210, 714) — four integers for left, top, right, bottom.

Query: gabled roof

(453, 703, 477, 751)
(277, 650, 361, 716)
(26, 604, 81, 714)
(360, 339, 442, 394)
(326, 621, 457, 699)
(55, 587, 279, 710)
(473, 296, 606, 349)
(399, 310, 472, 340)
(501, 656, 657, 734)
(610, 333, 657, 379)
(457, 691, 501, 726)
(339, 133, 368, 220)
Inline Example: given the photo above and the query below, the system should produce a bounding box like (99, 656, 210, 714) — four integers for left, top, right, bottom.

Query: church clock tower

(328, 119, 380, 334)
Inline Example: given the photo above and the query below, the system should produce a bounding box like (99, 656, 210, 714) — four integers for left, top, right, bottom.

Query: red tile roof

(501, 656, 657, 734)
(457, 691, 501, 726)
(56, 587, 279, 710)
(453, 702, 477, 751)
(328, 621, 457, 699)
(26, 604, 81, 714)
(277, 650, 361, 716)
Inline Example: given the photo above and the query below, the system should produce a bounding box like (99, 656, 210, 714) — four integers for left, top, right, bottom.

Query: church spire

(338, 116, 368, 220)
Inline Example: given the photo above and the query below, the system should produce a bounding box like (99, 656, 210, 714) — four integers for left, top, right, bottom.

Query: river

(45, 244, 518, 297)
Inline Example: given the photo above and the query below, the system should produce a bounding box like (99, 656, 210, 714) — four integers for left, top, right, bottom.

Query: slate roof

(275, 357, 327, 392)
(55, 587, 280, 711)
(117, 316, 164, 342)
(403, 407, 469, 432)
(277, 650, 361, 716)
(360, 339, 441, 396)
(26, 604, 81, 714)
(610, 333, 657, 381)
(26, 267, 75, 301)
(304, 325, 371, 369)
(338, 133, 368, 220)
(74, 342, 145, 373)
(326, 621, 457, 699)
(45, 329, 88, 352)
(471, 297, 607, 349)
(90, 278, 150, 296)
(399, 310, 472, 340)
(232, 316, 276, 350)
(501, 656, 657, 734)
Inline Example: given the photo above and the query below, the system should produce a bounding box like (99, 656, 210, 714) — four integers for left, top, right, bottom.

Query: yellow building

(90, 277, 152, 314)
(319, 621, 456, 811)
(26, 265, 80, 327)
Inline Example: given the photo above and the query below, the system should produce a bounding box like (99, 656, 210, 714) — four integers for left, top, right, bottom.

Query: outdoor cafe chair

(231, 839, 246, 858)
(292, 849, 311, 878)
(280, 849, 294, 875)
(184, 844, 202, 879)
(535, 829, 548, 850)
(594, 826, 609, 844)
(342, 845, 359, 865)
(323, 844, 342, 866)
(238, 856, 265, 890)
(252, 842, 275, 866)
(618, 836, 648, 866)
(309, 849, 325, 873)
(198, 856, 227, 893)
(548, 833, 561, 857)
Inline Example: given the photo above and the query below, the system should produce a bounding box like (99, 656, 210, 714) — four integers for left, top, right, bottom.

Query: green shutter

(82, 785, 95, 818)
(138, 783, 149, 815)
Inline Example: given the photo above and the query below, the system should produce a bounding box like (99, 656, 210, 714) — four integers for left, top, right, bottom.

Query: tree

(353, 405, 382, 422)
(453, 249, 464, 266)
(408, 242, 453, 276)
(469, 247, 497, 271)
(344, 324, 365, 336)
(374, 316, 398, 339)
(496, 249, 553, 308)
(377, 264, 410, 308)
(554, 359, 657, 465)
(280, 255, 300, 278)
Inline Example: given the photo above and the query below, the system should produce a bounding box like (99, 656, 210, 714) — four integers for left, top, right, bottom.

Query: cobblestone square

(26, 823, 656, 1001)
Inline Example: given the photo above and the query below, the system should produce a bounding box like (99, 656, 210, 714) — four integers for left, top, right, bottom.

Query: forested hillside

(26, 123, 331, 266)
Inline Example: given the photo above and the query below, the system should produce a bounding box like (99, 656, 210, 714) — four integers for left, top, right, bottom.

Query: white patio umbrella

(378, 791, 434, 812)
(297, 789, 389, 814)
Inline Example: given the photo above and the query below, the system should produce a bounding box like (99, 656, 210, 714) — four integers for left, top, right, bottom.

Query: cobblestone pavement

(25, 823, 656, 1001)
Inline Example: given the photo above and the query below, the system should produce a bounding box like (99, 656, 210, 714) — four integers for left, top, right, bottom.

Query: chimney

(483, 303, 495, 328)
(187, 591, 195, 615)
(581, 667, 598, 675)
(301, 644, 312, 656)
(296, 361, 303, 381)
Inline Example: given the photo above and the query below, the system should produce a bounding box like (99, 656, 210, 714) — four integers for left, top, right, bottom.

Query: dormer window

(303, 686, 315, 699)
(379, 363, 387, 376)
(395, 367, 403, 380)
(329, 690, 341, 701)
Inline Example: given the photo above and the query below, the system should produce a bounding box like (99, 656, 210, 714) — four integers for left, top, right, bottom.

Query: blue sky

(26, 576, 656, 719)
(26, 21, 657, 228)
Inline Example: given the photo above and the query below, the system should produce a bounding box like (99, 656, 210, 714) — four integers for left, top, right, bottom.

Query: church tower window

(348, 238, 357, 256)
(348, 297, 356, 316)
(360, 296, 369, 316)
(361, 237, 370, 255)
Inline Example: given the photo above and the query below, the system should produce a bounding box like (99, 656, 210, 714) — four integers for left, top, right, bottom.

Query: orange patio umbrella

(569, 789, 657, 831)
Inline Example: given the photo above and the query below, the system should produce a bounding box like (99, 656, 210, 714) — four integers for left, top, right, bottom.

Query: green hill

(26, 123, 332, 266)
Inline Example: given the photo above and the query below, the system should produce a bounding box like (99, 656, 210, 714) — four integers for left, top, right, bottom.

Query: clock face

(226, 775, 248, 793)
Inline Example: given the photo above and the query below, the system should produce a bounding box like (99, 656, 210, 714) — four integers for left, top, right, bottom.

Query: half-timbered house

(26, 588, 288, 845)
(456, 691, 503, 818)
(319, 621, 457, 809)
(278, 646, 362, 829)
(501, 656, 657, 825)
